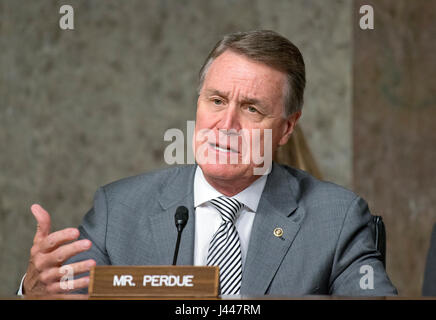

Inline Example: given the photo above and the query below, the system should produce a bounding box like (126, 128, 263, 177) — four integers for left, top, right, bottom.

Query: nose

(217, 104, 241, 132)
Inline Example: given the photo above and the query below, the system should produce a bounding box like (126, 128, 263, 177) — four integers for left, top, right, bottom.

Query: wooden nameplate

(89, 266, 219, 298)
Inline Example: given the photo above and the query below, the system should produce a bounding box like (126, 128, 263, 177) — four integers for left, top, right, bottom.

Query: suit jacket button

(273, 227, 283, 237)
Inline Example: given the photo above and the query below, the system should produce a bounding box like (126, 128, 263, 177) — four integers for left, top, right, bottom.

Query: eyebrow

(204, 89, 268, 111)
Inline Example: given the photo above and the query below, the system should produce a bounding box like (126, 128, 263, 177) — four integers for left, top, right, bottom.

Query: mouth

(209, 143, 239, 154)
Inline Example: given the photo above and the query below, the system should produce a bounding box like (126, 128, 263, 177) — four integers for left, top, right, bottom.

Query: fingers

(46, 276, 91, 294)
(45, 260, 96, 294)
(39, 228, 80, 253)
(39, 259, 96, 284)
(35, 239, 92, 271)
(31, 204, 51, 243)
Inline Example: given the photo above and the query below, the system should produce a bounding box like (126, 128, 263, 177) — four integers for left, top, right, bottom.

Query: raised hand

(23, 204, 96, 294)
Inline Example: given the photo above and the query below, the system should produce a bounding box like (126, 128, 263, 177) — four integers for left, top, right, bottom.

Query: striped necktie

(207, 196, 244, 295)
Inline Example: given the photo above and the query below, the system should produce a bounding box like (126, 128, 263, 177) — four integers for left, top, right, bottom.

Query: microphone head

(175, 206, 189, 231)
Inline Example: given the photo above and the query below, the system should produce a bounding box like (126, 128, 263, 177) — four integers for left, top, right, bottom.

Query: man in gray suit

(21, 30, 397, 296)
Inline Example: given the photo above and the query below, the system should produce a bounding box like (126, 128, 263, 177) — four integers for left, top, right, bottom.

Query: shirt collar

(193, 166, 269, 212)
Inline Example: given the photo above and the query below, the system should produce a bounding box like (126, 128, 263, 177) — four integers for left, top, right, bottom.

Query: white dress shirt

(193, 166, 268, 268)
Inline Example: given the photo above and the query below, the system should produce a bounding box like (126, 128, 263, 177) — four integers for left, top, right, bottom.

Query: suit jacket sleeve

(328, 195, 397, 296)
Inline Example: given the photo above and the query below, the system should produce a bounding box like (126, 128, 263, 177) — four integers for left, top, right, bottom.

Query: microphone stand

(172, 228, 183, 265)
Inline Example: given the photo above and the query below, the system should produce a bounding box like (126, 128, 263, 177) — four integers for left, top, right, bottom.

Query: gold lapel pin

(273, 227, 283, 238)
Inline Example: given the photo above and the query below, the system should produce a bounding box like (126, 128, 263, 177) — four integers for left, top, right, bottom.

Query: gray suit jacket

(67, 163, 397, 296)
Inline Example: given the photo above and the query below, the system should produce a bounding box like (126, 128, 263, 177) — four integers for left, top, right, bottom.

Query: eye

(247, 106, 258, 113)
(213, 98, 223, 106)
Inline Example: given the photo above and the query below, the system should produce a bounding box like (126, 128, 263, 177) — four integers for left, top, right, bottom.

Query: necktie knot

(210, 196, 244, 223)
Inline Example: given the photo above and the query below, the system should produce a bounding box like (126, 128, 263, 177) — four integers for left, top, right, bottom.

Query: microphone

(172, 206, 189, 265)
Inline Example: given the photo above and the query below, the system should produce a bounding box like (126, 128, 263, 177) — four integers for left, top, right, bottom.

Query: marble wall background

(353, 0, 436, 296)
(1, 0, 353, 294)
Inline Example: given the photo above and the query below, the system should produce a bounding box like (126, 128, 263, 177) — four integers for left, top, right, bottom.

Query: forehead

(203, 50, 286, 104)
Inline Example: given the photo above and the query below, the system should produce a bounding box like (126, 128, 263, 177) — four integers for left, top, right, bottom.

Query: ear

(278, 111, 302, 146)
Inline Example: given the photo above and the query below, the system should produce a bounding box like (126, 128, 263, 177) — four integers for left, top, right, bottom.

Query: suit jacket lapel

(148, 165, 197, 266)
(241, 163, 304, 295)
(146, 163, 303, 294)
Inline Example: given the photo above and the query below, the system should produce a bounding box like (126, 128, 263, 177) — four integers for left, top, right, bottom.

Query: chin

(199, 163, 251, 182)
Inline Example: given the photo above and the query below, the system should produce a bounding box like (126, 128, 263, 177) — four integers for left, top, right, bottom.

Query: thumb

(31, 204, 51, 242)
